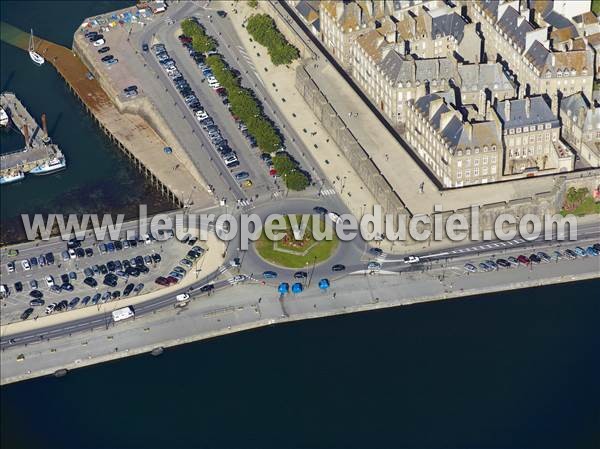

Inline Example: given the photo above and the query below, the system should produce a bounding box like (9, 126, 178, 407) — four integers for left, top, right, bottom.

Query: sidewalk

(221, 3, 382, 221)
(0, 233, 225, 337)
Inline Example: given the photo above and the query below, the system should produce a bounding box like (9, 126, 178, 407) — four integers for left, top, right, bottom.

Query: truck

(176, 293, 190, 302)
(112, 306, 135, 322)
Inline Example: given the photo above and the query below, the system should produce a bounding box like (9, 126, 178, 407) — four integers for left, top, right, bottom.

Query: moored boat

(29, 156, 66, 175)
(0, 171, 25, 185)
(29, 29, 45, 66)
(0, 108, 8, 127)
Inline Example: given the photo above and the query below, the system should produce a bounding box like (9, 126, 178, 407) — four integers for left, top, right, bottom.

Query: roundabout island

(254, 214, 339, 269)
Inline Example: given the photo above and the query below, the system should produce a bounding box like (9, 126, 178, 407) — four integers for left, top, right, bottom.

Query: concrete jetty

(1, 25, 211, 208)
(0, 92, 64, 178)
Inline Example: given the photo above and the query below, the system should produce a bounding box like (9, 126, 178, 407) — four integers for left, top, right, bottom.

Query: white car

(68, 248, 76, 259)
(7, 262, 15, 273)
(327, 212, 342, 225)
(230, 275, 247, 284)
(403, 255, 420, 264)
(195, 110, 208, 120)
(45, 303, 56, 315)
(45, 275, 55, 288)
(93, 38, 105, 47)
(176, 293, 190, 302)
(21, 260, 31, 271)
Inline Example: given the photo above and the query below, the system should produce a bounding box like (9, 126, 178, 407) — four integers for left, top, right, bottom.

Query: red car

(517, 255, 530, 265)
(269, 168, 277, 177)
(178, 35, 192, 44)
(155, 276, 169, 286)
(166, 276, 179, 285)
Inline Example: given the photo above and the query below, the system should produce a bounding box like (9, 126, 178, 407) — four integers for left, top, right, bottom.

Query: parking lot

(0, 234, 209, 325)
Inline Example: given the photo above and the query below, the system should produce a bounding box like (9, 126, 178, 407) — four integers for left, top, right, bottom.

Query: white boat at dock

(0, 171, 25, 185)
(29, 29, 45, 66)
(0, 108, 8, 127)
(29, 156, 66, 175)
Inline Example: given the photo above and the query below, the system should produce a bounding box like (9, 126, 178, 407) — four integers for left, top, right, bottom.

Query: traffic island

(254, 215, 338, 268)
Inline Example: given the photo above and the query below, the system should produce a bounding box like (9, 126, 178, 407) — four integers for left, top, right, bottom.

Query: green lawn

(593, 0, 600, 14)
(255, 215, 339, 268)
(561, 196, 600, 216)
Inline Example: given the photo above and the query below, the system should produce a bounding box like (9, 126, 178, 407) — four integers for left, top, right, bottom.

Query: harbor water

(0, 0, 171, 244)
(1, 280, 599, 448)
(0, 2, 598, 448)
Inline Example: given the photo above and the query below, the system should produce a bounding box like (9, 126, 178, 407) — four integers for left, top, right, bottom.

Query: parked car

(331, 264, 346, 272)
(21, 308, 34, 320)
(464, 263, 477, 273)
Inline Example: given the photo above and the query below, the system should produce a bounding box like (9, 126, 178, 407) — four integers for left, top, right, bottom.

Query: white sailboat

(0, 107, 8, 127)
(29, 29, 45, 66)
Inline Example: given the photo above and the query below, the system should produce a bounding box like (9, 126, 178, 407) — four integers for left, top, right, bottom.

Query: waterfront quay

(3, 25, 213, 210)
(0, 92, 63, 178)
(1, 239, 599, 385)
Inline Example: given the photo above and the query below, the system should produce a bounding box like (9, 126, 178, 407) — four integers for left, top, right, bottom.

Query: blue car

(574, 246, 586, 257)
(278, 283, 289, 294)
(263, 271, 278, 279)
(292, 282, 303, 293)
(318, 278, 330, 290)
(106, 242, 116, 252)
(586, 246, 599, 256)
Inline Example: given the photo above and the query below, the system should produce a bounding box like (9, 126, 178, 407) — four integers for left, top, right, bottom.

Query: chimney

(335, 1, 344, 19)
(525, 97, 530, 118)
(464, 122, 473, 140)
(485, 99, 492, 121)
(551, 93, 558, 116)
(578, 106, 586, 127)
(41, 113, 48, 135)
(23, 123, 29, 148)
(504, 100, 511, 121)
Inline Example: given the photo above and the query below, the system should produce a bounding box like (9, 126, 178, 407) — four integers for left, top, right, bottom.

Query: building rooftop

(496, 6, 535, 51)
(429, 10, 467, 42)
(561, 92, 600, 132)
(457, 63, 514, 93)
(379, 51, 455, 85)
(496, 96, 559, 129)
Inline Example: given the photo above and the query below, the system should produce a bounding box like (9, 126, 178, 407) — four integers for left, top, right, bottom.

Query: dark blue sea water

(1, 280, 599, 449)
(1, 2, 599, 448)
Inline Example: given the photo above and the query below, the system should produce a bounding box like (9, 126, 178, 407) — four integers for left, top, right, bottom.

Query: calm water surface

(1, 280, 599, 449)
(0, 1, 170, 243)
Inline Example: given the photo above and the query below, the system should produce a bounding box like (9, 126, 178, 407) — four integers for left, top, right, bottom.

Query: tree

(272, 154, 295, 174)
(246, 14, 299, 66)
(248, 0, 258, 8)
(285, 171, 310, 191)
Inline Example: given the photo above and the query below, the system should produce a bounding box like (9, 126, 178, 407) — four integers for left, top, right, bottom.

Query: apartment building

(495, 96, 574, 175)
(457, 62, 516, 110)
(560, 92, 600, 166)
(405, 92, 504, 187)
(469, 0, 594, 100)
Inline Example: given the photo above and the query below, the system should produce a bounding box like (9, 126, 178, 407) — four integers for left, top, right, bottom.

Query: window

(474, 158, 479, 166)
(457, 160, 462, 168)
(475, 147, 480, 154)
(483, 156, 488, 164)
(465, 169, 471, 178)
(474, 167, 479, 176)
(523, 126, 528, 132)
(545, 123, 552, 129)
(466, 149, 471, 155)
(491, 155, 497, 163)
(457, 171, 462, 179)
(483, 166, 488, 175)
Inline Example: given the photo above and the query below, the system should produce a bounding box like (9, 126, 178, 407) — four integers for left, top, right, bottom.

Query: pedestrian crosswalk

(319, 188, 336, 197)
(272, 191, 283, 199)
(237, 199, 251, 207)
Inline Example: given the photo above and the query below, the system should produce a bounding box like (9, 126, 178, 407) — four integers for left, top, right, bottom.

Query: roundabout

(254, 214, 339, 269)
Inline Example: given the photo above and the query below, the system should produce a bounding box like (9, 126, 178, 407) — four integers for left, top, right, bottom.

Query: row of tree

(206, 55, 282, 152)
(246, 14, 299, 66)
(181, 18, 217, 54)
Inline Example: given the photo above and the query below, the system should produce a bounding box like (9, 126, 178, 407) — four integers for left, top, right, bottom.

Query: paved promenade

(2, 248, 598, 385)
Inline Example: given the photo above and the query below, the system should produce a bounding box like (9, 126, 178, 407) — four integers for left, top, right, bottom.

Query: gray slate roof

(414, 93, 501, 149)
(497, 6, 534, 51)
(379, 51, 455, 86)
(430, 12, 466, 42)
(496, 96, 559, 129)
(458, 63, 514, 93)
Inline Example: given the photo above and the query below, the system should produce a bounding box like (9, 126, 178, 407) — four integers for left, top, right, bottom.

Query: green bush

(246, 14, 299, 66)
(181, 18, 217, 54)
(285, 171, 310, 191)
